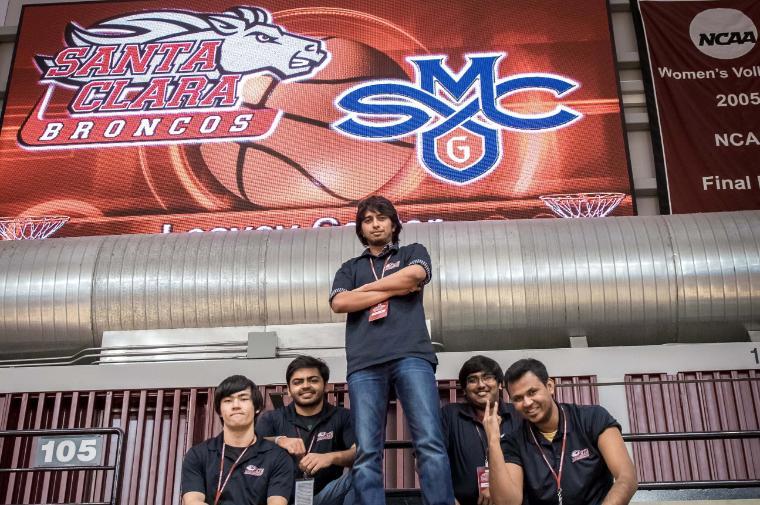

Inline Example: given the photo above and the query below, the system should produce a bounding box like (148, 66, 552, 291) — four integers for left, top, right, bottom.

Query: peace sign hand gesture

(483, 400, 502, 444)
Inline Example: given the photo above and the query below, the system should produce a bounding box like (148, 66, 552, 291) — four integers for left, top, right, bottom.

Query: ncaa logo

(690, 8, 758, 59)
(332, 53, 582, 185)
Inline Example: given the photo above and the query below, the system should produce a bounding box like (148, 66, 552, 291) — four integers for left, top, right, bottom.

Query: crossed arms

(330, 265, 427, 314)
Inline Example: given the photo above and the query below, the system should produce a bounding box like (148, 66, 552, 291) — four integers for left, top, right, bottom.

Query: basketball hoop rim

(538, 192, 626, 203)
(0, 215, 71, 240)
(0, 215, 71, 223)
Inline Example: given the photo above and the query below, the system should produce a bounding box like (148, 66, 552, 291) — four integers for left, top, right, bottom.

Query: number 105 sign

(33, 435, 104, 467)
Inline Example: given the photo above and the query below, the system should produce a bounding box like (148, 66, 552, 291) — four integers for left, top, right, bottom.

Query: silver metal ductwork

(0, 211, 758, 359)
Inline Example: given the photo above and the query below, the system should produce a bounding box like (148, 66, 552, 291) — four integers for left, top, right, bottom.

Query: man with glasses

(441, 356, 519, 505)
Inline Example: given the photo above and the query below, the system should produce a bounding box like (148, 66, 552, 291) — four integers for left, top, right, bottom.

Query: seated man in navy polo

(441, 356, 520, 505)
(181, 375, 294, 505)
(484, 358, 638, 505)
(256, 355, 355, 505)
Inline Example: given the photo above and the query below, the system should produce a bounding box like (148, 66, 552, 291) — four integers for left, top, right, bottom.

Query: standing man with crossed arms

(330, 195, 455, 505)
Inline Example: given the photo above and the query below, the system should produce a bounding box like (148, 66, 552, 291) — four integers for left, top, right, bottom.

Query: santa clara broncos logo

(21, 7, 329, 149)
(332, 53, 582, 185)
(35, 7, 328, 112)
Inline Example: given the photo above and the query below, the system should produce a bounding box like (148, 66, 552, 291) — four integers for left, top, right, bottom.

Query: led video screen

(0, 0, 634, 237)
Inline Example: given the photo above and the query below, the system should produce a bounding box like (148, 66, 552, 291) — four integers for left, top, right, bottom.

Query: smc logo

(332, 53, 582, 185)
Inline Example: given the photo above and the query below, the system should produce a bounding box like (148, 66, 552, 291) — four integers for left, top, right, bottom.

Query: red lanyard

(528, 405, 567, 505)
(369, 255, 391, 281)
(215, 438, 255, 505)
(295, 427, 319, 455)
(295, 427, 319, 478)
(473, 424, 489, 467)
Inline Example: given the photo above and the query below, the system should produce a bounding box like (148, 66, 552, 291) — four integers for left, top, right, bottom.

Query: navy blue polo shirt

(441, 401, 520, 505)
(255, 402, 355, 495)
(181, 434, 294, 505)
(330, 242, 436, 375)
(501, 403, 621, 505)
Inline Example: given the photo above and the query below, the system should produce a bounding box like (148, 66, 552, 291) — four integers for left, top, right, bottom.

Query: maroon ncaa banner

(635, 0, 760, 213)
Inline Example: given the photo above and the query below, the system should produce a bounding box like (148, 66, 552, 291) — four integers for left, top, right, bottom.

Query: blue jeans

(314, 471, 354, 505)
(347, 357, 454, 505)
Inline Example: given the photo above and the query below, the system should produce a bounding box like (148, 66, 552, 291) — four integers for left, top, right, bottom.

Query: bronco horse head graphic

(35, 6, 329, 87)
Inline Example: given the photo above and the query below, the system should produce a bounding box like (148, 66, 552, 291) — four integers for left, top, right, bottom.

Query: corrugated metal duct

(0, 211, 758, 359)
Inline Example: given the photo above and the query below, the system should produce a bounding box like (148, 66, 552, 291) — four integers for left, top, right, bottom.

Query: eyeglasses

(465, 373, 498, 386)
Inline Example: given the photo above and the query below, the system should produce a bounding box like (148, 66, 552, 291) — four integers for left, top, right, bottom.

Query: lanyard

(215, 438, 255, 505)
(368, 254, 391, 281)
(473, 423, 489, 467)
(295, 426, 319, 455)
(528, 405, 567, 505)
(295, 426, 320, 478)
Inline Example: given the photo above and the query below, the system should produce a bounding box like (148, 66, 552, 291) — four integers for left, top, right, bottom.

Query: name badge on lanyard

(368, 300, 389, 321)
(368, 255, 391, 322)
(476, 465, 490, 490)
(295, 478, 315, 505)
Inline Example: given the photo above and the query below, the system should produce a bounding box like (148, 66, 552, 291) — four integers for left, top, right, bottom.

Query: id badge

(476, 466, 489, 490)
(295, 478, 314, 505)
(368, 300, 389, 321)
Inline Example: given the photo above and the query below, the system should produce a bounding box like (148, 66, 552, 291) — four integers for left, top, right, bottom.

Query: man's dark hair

(505, 358, 550, 386)
(214, 375, 264, 420)
(458, 355, 504, 389)
(355, 195, 403, 246)
(286, 355, 330, 384)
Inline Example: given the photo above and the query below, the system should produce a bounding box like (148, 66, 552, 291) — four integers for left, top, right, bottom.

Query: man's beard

(294, 392, 323, 407)
(366, 235, 390, 247)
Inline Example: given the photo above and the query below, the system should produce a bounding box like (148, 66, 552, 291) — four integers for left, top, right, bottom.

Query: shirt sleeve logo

(244, 464, 265, 476)
(316, 431, 334, 442)
(571, 448, 590, 463)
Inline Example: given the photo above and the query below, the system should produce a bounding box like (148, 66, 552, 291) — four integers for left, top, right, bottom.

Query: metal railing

(384, 430, 760, 495)
(0, 428, 124, 505)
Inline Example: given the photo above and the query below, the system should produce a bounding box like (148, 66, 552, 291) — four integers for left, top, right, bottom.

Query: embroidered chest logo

(571, 448, 590, 463)
(383, 261, 401, 272)
(316, 431, 334, 442)
(244, 464, 265, 477)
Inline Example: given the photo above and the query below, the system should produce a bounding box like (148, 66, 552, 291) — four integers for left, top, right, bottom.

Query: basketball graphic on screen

(199, 37, 418, 209)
